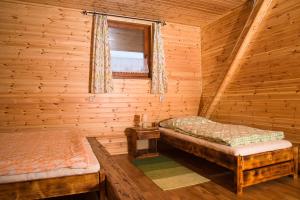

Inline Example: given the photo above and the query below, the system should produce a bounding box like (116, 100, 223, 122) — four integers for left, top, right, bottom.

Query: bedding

(159, 127, 292, 156)
(160, 116, 284, 147)
(0, 130, 100, 184)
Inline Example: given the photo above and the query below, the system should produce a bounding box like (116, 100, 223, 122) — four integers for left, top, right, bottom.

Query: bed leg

(99, 172, 106, 200)
(293, 146, 298, 180)
(235, 156, 243, 195)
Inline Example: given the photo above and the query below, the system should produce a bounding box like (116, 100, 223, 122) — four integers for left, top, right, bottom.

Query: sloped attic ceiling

(16, 0, 249, 26)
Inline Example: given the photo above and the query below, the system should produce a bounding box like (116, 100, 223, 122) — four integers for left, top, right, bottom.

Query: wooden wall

(200, 1, 252, 114)
(201, 0, 300, 142)
(0, 0, 202, 154)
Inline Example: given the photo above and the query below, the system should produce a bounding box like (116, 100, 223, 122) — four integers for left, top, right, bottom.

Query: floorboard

(111, 143, 300, 200)
(48, 143, 300, 200)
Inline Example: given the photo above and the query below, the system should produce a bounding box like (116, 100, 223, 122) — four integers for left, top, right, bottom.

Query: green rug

(133, 155, 210, 190)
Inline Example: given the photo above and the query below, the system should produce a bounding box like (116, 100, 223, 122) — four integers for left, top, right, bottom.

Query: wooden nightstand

(125, 127, 160, 160)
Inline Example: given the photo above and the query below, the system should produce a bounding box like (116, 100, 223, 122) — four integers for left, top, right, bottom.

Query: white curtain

(151, 23, 167, 99)
(90, 15, 113, 93)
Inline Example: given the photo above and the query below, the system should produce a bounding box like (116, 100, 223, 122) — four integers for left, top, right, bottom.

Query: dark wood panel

(243, 161, 293, 187)
(242, 148, 294, 170)
(0, 173, 100, 200)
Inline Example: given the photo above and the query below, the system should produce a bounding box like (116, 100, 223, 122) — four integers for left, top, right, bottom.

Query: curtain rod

(82, 10, 166, 25)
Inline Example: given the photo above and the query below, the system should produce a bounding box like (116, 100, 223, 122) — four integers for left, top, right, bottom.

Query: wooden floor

(111, 144, 300, 200)
(49, 143, 300, 200)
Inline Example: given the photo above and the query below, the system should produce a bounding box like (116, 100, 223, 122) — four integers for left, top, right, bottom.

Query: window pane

(109, 27, 144, 52)
(108, 25, 148, 74)
(111, 50, 148, 73)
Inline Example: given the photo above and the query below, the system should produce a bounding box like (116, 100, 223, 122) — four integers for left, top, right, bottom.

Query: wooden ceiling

(16, 0, 249, 27)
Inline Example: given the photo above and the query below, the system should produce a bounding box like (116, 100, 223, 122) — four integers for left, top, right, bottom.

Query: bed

(159, 117, 298, 194)
(0, 130, 105, 200)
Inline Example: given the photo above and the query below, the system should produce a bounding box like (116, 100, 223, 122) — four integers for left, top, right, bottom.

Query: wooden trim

(242, 148, 294, 170)
(87, 137, 146, 200)
(205, 0, 273, 117)
(0, 173, 100, 200)
(243, 161, 294, 187)
(144, 24, 151, 74)
(160, 131, 297, 194)
(112, 72, 150, 79)
(108, 20, 149, 31)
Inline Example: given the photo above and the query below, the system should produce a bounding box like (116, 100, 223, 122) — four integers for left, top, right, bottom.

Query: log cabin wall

(0, 0, 202, 154)
(201, 0, 300, 142)
(200, 1, 252, 115)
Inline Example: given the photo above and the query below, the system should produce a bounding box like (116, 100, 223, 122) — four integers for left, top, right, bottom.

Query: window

(108, 20, 151, 78)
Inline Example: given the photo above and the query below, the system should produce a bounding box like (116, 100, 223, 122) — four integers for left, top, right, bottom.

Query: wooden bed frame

(0, 138, 106, 200)
(160, 132, 298, 194)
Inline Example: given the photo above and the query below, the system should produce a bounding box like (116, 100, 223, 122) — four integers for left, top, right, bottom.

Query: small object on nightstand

(125, 127, 160, 160)
(141, 114, 151, 128)
(133, 115, 141, 127)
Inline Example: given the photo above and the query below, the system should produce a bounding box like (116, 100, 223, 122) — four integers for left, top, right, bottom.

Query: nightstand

(125, 127, 160, 160)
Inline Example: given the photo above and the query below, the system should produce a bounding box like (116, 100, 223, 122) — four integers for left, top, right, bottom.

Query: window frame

(108, 20, 152, 79)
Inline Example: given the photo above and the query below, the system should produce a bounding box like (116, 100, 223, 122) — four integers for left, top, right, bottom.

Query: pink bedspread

(0, 130, 90, 177)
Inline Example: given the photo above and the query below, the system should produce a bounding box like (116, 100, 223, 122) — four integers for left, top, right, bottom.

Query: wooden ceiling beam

(205, 0, 273, 118)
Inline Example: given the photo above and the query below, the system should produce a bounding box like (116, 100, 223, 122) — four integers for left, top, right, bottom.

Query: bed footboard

(236, 146, 298, 194)
(0, 173, 101, 200)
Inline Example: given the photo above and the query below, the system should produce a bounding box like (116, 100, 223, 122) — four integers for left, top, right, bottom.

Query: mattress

(0, 131, 100, 184)
(160, 116, 284, 147)
(159, 127, 292, 156)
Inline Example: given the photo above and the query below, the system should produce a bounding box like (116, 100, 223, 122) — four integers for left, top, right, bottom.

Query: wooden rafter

(205, 0, 273, 118)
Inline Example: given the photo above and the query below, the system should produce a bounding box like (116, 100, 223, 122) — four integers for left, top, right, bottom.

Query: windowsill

(113, 72, 150, 79)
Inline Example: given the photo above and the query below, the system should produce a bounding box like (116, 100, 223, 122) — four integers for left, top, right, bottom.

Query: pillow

(159, 116, 212, 129)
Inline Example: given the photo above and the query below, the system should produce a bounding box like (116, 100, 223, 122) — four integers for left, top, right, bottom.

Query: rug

(133, 155, 210, 190)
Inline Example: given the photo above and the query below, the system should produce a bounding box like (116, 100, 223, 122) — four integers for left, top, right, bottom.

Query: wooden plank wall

(201, 0, 300, 142)
(0, 0, 202, 154)
(200, 1, 252, 114)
